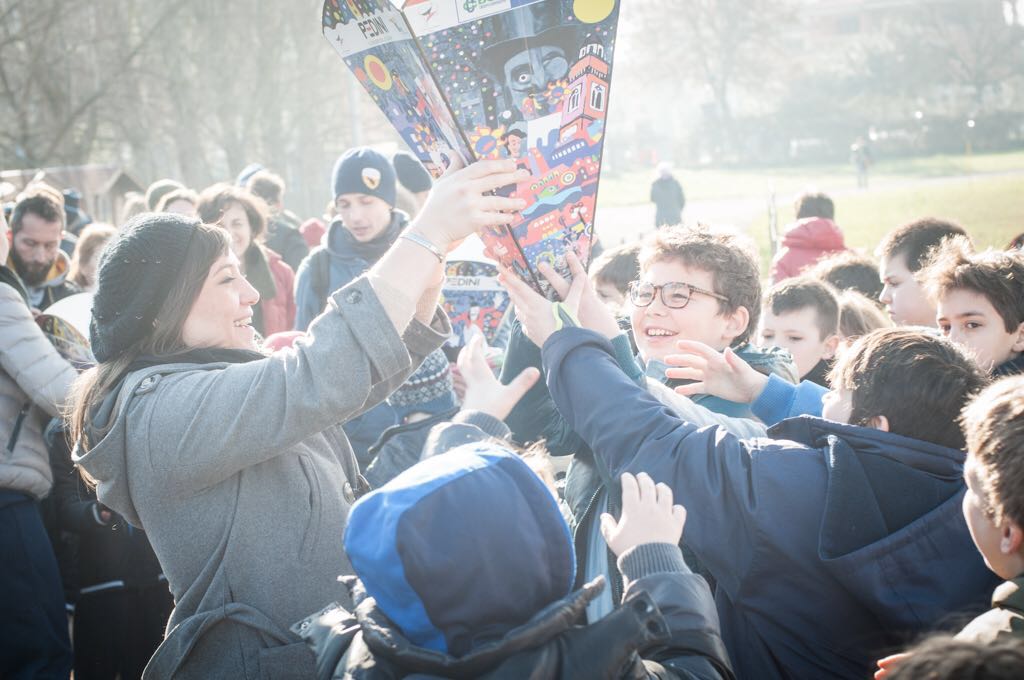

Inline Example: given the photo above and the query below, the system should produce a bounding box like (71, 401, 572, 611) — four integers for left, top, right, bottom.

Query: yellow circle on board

(364, 55, 393, 91)
(573, 0, 615, 24)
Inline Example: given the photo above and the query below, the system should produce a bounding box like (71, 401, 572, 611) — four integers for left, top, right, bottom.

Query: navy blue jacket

(543, 327, 998, 680)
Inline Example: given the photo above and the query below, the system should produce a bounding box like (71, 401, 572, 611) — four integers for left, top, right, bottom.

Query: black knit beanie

(393, 151, 433, 194)
(331, 147, 396, 206)
(90, 213, 199, 363)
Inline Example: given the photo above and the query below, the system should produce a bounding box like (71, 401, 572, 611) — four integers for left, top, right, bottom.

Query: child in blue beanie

(294, 444, 734, 679)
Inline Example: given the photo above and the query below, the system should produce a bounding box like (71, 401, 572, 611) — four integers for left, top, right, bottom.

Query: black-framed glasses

(628, 280, 729, 309)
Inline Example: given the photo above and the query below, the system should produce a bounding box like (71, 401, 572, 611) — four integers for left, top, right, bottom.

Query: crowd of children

(3, 152, 1024, 680)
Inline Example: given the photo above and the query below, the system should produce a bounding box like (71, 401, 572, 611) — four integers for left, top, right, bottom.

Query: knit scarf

(333, 211, 407, 264)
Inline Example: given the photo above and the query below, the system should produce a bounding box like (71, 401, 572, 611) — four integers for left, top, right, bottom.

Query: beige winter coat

(1, 280, 78, 499)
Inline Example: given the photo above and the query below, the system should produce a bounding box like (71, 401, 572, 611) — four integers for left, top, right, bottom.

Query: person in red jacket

(771, 192, 848, 283)
(197, 184, 296, 336)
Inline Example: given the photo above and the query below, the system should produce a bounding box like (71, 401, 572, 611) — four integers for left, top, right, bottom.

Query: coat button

(345, 290, 362, 304)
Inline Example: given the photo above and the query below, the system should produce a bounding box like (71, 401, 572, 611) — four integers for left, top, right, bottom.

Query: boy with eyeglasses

(497, 228, 794, 630)
(627, 228, 796, 418)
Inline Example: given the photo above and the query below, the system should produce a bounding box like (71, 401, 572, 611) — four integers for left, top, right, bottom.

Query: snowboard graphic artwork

(441, 236, 510, 350)
(322, 0, 619, 298)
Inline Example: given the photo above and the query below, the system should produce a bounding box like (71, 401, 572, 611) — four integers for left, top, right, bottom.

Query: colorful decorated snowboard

(322, 0, 620, 298)
(441, 236, 510, 350)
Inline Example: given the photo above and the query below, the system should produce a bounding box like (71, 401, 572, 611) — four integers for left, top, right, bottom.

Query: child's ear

(1001, 520, 1024, 555)
(1011, 322, 1024, 354)
(823, 333, 841, 360)
(722, 305, 750, 344)
(867, 415, 890, 432)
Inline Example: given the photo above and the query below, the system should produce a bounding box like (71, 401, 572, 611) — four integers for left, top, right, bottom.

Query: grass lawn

(746, 175, 1023, 265)
(598, 150, 1024, 206)
(595, 151, 1023, 269)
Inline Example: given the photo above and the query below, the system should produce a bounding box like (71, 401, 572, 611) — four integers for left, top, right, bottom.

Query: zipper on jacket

(573, 485, 625, 605)
(6, 402, 31, 454)
(573, 487, 603, 586)
(606, 488, 625, 604)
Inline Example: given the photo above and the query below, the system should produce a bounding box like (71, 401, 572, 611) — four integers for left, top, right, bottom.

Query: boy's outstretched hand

(874, 652, 912, 679)
(458, 334, 539, 421)
(536, 251, 622, 340)
(600, 472, 687, 557)
(665, 340, 769, 404)
(499, 250, 620, 347)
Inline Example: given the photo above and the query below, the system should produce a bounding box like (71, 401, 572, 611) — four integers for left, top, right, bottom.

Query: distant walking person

(851, 137, 872, 189)
(650, 163, 685, 228)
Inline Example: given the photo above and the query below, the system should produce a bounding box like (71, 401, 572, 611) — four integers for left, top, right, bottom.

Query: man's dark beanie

(90, 213, 199, 363)
(332, 148, 396, 207)
(393, 151, 433, 194)
(146, 179, 186, 211)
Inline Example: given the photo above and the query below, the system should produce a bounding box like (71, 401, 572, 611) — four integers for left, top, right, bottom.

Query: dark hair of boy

(765, 277, 839, 339)
(876, 217, 969, 271)
(830, 328, 988, 450)
(590, 243, 641, 295)
(195, 184, 268, 239)
(837, 290, 890, 340)
(639, 226, 762, 346)
(887, 636, 1024, 680)
(11, 189, 65, 234)
(794, 192, 834, 220)
(961, 376, 1024, 529)
(246, 170, 285, 207)
(919, 237, 1024, 335)
(806, 251, 883, 301)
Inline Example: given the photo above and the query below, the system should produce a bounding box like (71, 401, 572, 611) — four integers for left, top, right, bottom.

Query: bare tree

(631, 0, 796, 157)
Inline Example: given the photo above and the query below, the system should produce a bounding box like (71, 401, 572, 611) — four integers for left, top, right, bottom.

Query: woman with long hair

(68, 160, 527, 679)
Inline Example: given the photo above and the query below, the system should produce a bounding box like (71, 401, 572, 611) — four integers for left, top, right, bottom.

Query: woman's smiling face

(181, 250, 261, 351)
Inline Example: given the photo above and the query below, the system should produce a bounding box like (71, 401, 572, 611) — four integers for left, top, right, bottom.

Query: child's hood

(770, 416, 998, 628)
(781, 217, 846, 251)
(343, 443, 576, 658)
(734, 343, 799, 384)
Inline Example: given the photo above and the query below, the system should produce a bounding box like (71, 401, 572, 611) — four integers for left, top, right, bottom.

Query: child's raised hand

(499, 261, 585, 347)
(874, 652, 912, 679)
(457, 334, 539, 421)
(665, 340, 769, 405)
(600, 472, 686, 558)
(537, 251, 621, 339)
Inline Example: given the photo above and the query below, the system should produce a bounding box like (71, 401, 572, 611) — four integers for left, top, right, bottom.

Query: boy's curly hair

(918, 236, 1024, 334)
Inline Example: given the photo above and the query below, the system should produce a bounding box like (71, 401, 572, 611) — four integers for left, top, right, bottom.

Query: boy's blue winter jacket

(543, 327, 998, 680)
